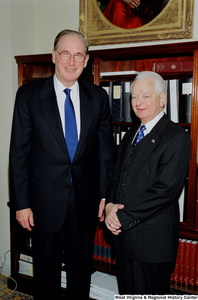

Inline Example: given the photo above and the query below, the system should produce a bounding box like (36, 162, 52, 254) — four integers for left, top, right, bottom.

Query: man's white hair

(132, 71, 166, 95)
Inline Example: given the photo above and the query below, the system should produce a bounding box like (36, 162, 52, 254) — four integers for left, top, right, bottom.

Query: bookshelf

(9, 41, 198, 296)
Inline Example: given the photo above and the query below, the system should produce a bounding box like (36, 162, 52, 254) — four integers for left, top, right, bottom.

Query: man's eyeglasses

(56, 50, 85, 63)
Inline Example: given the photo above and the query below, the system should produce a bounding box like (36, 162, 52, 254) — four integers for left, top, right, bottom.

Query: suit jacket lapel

(40, 76, 69, 159)
(39, 78, 94, 161)
(73, 80, 93, 160)
(122, 116, 169, 193)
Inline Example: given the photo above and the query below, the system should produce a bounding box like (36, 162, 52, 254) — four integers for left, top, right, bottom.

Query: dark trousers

(32, 186, 96, 300)
(116, 234, 175, 295)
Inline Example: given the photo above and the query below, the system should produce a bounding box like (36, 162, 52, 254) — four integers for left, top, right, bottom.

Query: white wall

(0, 0, 197, 276)
(35, 0, 79, 53)
(0, 0, 79, 276)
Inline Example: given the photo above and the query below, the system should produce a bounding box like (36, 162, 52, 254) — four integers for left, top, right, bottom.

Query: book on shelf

(123, 81, 133, 123)
(164, 80, 168, 115)
(19, 253, 33, 263)
(189, 241, 197, 288)
(111, 81, 123, 122)
(101, 81, 113, 113)
(18, 260, 33, 277)
(195, 243, 198, 287)
(89, 271, 118, 300)
(100, 70, 138, 76)
(102, 233, 108, 263)
(178, 239, 185, 284)
(171, 243, 179, 283)
(97, 225, 103, 262)
(61, 270, 67, 289)
(168, 79, 179, 123)
(92, 224, 98, 260)
(152, 61, 193, 73)
(102, 81, 133, 123)
(166, 78, 192, 124)
(92, 225, 115, 267)
(178, 184, 186, 222)
(179, 78, 192, 123)
(171, 238, 198, 289)
(106, 242, 112, 264)
(183, 240, 191, 286)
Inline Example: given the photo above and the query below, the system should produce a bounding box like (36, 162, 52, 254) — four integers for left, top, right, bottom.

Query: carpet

(0, 275, 33, 299)
(0, 291, 33, 299)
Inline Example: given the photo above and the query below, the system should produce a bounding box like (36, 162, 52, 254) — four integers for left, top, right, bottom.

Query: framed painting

(79, 0, 194, 45)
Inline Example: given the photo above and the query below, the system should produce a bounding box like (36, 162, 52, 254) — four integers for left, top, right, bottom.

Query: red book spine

(194, 242, 198, 287)
(102, 234, 107, 263)
(189, 241, 197, 288)
(152, 61, 193, 73)
(92, 225, 98, 260)
(171, 241, 180, 283)
(106, 242, 111, 264)
(97, 226, 103, 262)
(183, 240, 191, 285)
(178, 239, 186, 284)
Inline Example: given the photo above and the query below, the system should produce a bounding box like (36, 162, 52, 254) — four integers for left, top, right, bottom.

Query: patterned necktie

(64, 88, 78, 162)
(132, 125, 146, 147)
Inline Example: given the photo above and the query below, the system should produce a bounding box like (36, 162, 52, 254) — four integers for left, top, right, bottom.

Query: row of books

(92, 224, 116, 267)
(18, 237, 198, 293)
(101, 81, 133, 123)
(171, 238, 198, 289)
(101, 78, 192, 124)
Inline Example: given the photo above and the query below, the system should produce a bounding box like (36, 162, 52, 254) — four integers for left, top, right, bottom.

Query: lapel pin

(151, 139, 155, 143)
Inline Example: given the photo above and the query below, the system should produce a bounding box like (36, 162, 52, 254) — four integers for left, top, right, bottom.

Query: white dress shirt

(133, 111, 164, 142)
(53, 75, 81, 140)
(143, 111, 164, 136)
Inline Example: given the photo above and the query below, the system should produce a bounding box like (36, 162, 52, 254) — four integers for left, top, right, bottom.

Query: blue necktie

(64, 88, 78, 162)
(132, 125, 146, 147)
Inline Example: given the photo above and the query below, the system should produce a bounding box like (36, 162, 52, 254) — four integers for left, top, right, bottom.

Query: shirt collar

(142, 111, 164, 134)
(53, 74, 79, 95)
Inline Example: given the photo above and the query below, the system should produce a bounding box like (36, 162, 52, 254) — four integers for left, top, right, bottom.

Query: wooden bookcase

(9, 41, 198, 296)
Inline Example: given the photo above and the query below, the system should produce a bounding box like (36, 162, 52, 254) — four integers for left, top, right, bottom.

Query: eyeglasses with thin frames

(56, 50, 85, 63)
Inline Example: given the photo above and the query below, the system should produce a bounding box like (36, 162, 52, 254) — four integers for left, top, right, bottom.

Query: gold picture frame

(79, 0, 194, 46)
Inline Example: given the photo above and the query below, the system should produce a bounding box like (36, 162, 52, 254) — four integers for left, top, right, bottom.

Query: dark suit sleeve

(98, 89, 115, 198)
(117, 129, 191, 232)
(9, 85, 32, 211)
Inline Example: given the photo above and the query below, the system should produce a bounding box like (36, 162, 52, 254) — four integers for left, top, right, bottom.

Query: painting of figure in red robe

(97, 0, 170, 29)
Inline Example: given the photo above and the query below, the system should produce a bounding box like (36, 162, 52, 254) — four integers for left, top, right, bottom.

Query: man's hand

(105, 203, 124, 235)
(123, 0, 140, 9)
(98, 199, 105, 222)
(16, 208, 34, 231)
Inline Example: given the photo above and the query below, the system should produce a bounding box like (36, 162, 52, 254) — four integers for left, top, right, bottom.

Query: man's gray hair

(53, 29, 89, 55)
(132, 71, 166, 95)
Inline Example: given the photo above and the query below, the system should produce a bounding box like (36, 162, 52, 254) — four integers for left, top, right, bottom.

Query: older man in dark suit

(105, 71, 191, 294)
(9, 29, 115, 300)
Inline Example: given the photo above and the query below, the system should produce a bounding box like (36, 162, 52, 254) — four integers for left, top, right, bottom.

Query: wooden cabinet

(9, 41, 198, 295)
(90, 42, 198, 240)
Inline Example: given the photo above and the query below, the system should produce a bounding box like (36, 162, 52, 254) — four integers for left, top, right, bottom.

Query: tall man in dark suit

(105, 71, 191, 294)
(9, 29, 115, 300)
